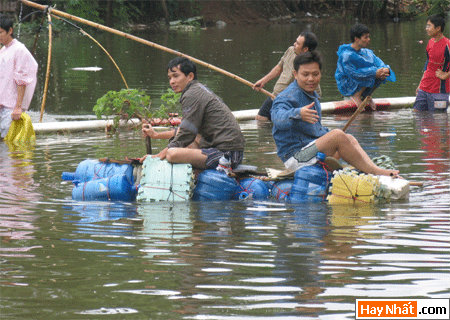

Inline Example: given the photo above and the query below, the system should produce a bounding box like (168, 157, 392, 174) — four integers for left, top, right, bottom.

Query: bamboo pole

(21, 0, 275, 100)
(39, 11, 52, 122)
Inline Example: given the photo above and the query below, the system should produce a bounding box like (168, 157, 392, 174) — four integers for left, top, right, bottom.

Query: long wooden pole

(21, 0, 275, 100)
(342, 83, 380, 132)
(39, 11, 52, 122)
(342, 95, 371, 132)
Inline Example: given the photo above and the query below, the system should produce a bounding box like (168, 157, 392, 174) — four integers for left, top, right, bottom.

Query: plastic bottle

(62, 159, 134, 184)
(72, 174, 137, 201)
(192, 169, 238, 201)
(234, 178, 270, 200)
(290, 152, 331, 203)
(271, 179, 294, 201)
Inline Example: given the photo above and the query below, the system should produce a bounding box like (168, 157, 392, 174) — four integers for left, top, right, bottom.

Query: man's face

(0, 27, 12, 46)
(168, 66, 194, 93)
(354, 33, 371, 48)
(293, 62, 321, 94)
(293, 35, 307, 55)
(426, 21, 440, 38)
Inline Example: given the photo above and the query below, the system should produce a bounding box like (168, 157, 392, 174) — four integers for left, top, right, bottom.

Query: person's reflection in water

(0, 143, 40, 279)
(415, 112, 449, 180)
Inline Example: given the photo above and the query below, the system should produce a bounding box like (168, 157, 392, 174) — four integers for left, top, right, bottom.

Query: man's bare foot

(375, 168, 400, 177)
(368, 98, 377, 111)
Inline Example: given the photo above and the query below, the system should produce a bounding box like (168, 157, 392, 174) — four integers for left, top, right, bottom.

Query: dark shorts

(202, 148, 244, 170)
(257, 97, 273, 120)
(414, 90, 449, 112)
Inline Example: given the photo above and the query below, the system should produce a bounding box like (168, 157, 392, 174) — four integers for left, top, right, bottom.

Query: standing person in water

(271, 51, 400, 177)
(141, 57, 245, 170)
(253, 31, 320, 121)
(413, 14, 449, 112)
(0, 15, 38, 139)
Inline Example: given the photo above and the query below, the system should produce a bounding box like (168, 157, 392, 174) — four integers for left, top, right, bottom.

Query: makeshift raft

(61, 155, 410, 204)
(34, 96, 424, 134)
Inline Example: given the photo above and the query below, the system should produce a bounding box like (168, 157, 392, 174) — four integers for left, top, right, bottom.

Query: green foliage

(153, 88, 182, 118)
(93, 89, 151, 130)
(426, 0, 450, 15)
(64, 0, 103, 24)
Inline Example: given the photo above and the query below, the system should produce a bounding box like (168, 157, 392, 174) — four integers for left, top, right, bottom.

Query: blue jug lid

(316, 152, 326, 161)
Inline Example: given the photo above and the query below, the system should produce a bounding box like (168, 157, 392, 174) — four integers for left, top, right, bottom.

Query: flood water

(1, 16, 450, 319)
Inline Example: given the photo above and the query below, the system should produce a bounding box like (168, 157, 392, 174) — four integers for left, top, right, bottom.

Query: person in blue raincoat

(335, 23, 396, 110)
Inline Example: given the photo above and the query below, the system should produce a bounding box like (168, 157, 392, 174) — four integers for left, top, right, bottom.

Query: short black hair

(300, 31, 318, 51)
(0, 14, 14, 37)
(427, 14, 446, 33)
(167, 57, 197, 80)
(293, 50, 322, 72)
(350, 23, 370, 42)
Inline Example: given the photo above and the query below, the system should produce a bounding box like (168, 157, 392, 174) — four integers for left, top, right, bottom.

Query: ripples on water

(1, 15, 450, 320)
(0, 108, 449, 319)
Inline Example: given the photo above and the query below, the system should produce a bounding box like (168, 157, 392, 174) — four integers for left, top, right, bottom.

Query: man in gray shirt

(142, 57, 245, 169)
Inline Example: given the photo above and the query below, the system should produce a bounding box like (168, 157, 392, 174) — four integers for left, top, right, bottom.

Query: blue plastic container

(72, 174, 137, 201)
(290, 163, 331, 203)
(271, 179, 294, 201)
(234, 178, 270, 200)
(192, 170, 239, 201)
(62, 159, 134, 183)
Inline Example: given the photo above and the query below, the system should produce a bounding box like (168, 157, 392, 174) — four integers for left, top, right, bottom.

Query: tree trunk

(161, 0, 170, 26)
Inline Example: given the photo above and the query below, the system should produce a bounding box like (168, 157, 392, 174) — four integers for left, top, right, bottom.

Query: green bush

(153, 88, 182, 118)
(93, 88, 151, 130)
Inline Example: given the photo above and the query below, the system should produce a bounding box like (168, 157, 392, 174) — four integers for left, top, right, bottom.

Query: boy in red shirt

(414, 14, 450, 111)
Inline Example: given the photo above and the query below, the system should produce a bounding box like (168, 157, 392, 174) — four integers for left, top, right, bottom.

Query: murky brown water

(1, 18, 449, 319)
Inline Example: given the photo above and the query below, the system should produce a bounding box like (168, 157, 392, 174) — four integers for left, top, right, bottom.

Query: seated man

(142, 57, 245, 170)
(335, 23, 395, 110)
(271, 51, 399, 177)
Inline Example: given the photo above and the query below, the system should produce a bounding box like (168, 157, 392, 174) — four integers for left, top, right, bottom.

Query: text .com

(356, 299, 450, 319)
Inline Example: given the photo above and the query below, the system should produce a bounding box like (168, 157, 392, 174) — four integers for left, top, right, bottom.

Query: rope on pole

(51, 14, 129, 89)
(39, 9, 52, 123)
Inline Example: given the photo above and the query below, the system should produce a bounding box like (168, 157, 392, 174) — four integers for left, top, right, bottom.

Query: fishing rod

(20, 0, 276, 100)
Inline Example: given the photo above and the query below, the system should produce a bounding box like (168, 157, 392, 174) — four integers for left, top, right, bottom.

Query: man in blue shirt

(271, 51, 399, 177)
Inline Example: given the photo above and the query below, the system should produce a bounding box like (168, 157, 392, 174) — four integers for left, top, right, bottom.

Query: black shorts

(201, 148, 244, 169)
(257, 97, 273, 120)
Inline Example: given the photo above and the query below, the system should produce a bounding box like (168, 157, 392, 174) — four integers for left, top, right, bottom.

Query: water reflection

(0, 143, 41, 290)
(414, 112, 450, 177)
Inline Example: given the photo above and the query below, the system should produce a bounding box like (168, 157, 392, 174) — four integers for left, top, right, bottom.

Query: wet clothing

(0, 39, 38, 138)
(418, 37, 450, 94)
(271, 80, 329, 163)
(335, 44, 395, 97)
(168, 80, 245, 153)
(414, 90, 449, 112)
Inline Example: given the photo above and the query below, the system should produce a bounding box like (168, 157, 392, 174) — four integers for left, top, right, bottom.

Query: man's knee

(328, 128, 346, 138)
(165, 148, 177, 162)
